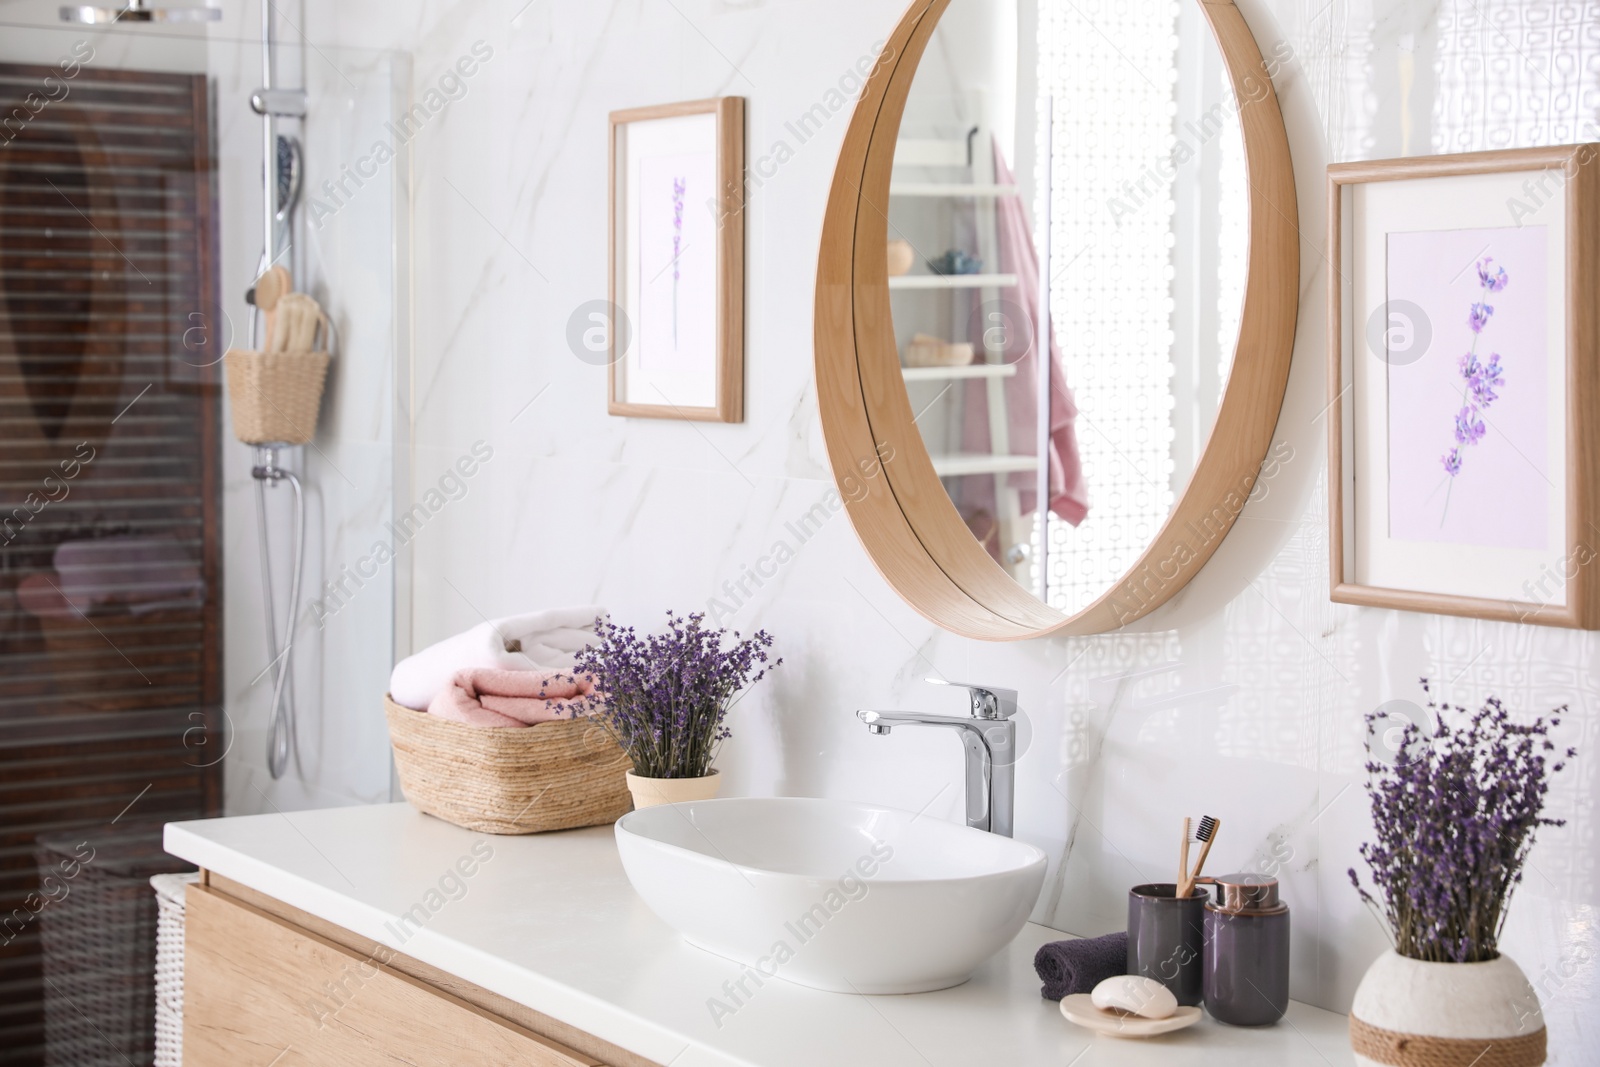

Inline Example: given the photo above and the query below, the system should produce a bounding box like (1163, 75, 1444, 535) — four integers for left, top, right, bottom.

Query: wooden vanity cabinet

(182, 873, 657, 1067)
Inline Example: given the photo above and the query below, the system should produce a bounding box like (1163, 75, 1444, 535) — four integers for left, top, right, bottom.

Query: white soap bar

(1090, 975, 1178, 1020)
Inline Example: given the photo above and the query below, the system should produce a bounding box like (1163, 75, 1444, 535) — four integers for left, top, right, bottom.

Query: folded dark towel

(1034, 931, 1128, 1001)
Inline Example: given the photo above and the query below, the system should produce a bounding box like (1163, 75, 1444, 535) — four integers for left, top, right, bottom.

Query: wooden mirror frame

(814, 0, 1301, 640)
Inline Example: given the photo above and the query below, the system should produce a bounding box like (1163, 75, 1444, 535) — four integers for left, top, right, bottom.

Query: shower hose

(254, 450, 305, 780)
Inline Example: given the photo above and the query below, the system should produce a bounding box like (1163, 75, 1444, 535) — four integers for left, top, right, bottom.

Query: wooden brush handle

(253, 267, 292, 354)
(254, 266, 291, 312)
(1178, 820, 1192, 897)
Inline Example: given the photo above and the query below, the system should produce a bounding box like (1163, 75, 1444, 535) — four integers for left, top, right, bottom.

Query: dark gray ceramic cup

(1127, 883, 1207, 1007)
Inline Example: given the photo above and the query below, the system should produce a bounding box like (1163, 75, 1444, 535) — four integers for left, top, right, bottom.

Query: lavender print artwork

(636, 146, 715, 379)
(1385, 226, 1549, 551)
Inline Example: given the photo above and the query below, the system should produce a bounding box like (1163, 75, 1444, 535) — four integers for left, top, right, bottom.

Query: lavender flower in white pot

(1347, 682, 1572, 1067)
(571, 612, 779, 808)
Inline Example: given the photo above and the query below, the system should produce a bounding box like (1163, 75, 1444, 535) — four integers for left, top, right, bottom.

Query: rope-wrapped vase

(384, 695, 633, 834)
(1350, 952, 1546, 1067)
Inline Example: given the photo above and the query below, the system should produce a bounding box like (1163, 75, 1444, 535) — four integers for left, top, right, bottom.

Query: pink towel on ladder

(427, 668, 598, 728)
(957, 139, 1090, 529)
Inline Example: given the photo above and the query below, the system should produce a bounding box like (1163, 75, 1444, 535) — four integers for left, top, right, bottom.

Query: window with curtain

(1434, 0, 1600, 151)
(1034, 0, 1244, 615)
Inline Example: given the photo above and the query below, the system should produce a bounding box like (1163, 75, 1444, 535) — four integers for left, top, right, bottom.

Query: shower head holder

(250, 89, 308, 117)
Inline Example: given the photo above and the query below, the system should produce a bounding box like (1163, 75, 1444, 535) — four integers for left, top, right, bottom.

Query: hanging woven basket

(224, 348, 331, 446)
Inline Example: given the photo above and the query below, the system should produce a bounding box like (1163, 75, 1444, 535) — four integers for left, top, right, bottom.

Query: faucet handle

(926, 678, 1018, 720)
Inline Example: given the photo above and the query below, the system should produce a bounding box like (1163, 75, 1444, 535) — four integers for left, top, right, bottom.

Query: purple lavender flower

(1470, 353, 1504, 407)
(670, 177, 686, 282)
(1477, 256, 1509, 292)
(568, 612, 780, 779)
(671, 177, 687, 348)
(1468, 302, 1494, 334)
(1441, 264, 1511, 515)
(1453, 406, 1486, 446)
(1349, 684, 1574, 963)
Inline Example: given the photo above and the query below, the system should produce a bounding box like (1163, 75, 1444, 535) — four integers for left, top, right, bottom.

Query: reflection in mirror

(888, 0, 1247, 615)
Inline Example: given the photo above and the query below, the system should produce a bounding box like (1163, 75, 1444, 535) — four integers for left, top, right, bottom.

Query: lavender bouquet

(1349, 681, 1573, 963)
(572, 612, 779, 779)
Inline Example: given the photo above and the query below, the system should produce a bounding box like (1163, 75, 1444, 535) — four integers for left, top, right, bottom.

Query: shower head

(275, 135, 303, 226)
(60, 0, 221, 23)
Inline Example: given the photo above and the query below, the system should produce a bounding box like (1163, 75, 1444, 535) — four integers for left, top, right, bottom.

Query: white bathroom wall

(265, 0, 1599, 1044)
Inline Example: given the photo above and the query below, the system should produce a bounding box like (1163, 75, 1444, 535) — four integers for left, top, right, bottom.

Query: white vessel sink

(614, 796, 1047, 994)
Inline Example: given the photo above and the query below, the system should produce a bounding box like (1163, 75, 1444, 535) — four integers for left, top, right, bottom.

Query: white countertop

(165, 803, 1355, 1067)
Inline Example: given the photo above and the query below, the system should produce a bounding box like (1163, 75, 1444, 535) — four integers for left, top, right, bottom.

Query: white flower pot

(624, 769, 721, 809)
(1350, 950, 1545, 1066)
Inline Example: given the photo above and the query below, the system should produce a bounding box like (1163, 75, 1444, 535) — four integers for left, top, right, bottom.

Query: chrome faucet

(857, 678, 1019, 836)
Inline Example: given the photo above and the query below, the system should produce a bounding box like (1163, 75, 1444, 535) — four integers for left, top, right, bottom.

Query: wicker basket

(384, 695, 633, 834)
(35, 821, 195, 1067)
(224, 348, 331, 445)
(150, 872, 199, 1067)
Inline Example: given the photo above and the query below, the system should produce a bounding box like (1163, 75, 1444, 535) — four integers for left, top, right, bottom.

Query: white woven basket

(151, 872, 199, 1067)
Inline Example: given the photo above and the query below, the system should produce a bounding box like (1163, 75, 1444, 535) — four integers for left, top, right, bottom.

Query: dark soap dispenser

(1202, 873, 1290, 1026)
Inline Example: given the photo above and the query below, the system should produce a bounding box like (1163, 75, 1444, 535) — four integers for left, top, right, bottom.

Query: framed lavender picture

(608, 97, 745, 422)
(1328, 144, 1600, 628)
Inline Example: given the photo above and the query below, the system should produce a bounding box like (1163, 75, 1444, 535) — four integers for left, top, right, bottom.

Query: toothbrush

(1181, 816, 1220, 898)
(1178, 817, 1192, 897)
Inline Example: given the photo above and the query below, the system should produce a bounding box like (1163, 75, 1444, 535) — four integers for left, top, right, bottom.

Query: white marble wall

(256, 0, 1598, 1041)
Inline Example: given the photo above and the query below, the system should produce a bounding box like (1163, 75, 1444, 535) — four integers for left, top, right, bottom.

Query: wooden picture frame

(1328, 145, 1600, 628)
(608, 97, 745, 422)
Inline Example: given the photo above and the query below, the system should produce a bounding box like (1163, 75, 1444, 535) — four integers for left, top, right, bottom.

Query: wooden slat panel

(0, 705, 205, 743)
(0, 295, 198, 316)
(0, 181, 197, 205)
(0, 64, 195, 90)
(0, 333, 211, 347)
(0, 735, 205, 787)
(0, 439, 197, 461)
(0, 233, 198, 255)
(184, 888, 604, 1067)
(0, 62, 222, 1066)
(0, 105, 195, 132)
(0, 143, 196, 167)
(0, 256, 200, 277)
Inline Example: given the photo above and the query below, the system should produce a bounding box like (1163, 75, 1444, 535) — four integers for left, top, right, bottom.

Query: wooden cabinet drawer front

(183, 885, 600, 1067)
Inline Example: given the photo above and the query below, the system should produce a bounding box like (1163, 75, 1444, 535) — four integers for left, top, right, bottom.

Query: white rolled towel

(388, 606, 606, 711)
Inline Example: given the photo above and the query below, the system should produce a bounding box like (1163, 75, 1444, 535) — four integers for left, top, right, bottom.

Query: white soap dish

(1059, 995, 1203, 1038)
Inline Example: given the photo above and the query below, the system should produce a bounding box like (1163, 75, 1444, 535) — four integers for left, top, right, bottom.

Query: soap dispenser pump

(1202, 872, 1290, 1026)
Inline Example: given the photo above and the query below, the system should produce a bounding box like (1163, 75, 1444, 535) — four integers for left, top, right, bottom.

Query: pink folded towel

(426, 668, 598, 728)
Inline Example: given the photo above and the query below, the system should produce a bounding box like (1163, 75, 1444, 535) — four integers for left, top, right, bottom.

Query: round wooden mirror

(815, 0, 1299, 640)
